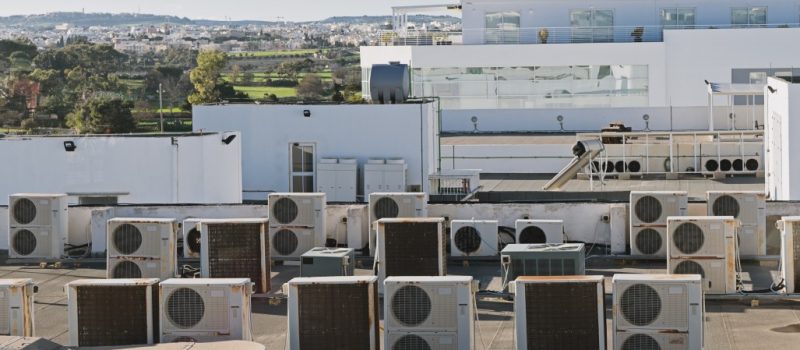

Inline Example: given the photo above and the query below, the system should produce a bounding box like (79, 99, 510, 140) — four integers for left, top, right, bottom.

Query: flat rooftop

(5, 258, 796, 350)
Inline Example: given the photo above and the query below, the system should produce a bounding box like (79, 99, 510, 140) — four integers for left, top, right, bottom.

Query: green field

(229, 49, 322, 58)
(222, 71, 333, 84)
(234, 85, 297, 98)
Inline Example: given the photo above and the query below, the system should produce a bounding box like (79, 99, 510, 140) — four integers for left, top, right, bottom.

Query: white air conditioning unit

(779, 217, 800, 294)
(268, 193, 326, 228)
(707, 191, 766, 256)
(8, 193, 68, 259)
(614, 331, 691, 350)
(0, 279, 36, 337)
(514, 276, 605, 349)
(630, 191, 688, 257)
(450, 220, 498, 257)
(9, 193, 68, 227)
(160, 278, 253, 343)
(182, 218, 202, 258)
(106, 218, 177, 280)
(286, 276, 379, 350)
(368, 192, 427, 256)
(270, 227, 318, 260)
(515, 220, 563, 244)
(8, 227, 62, 260)
(377, 218, 446, 292)
(384, 276, 473, 350)
(66, 278, 159, 347)
(667, 216, 738, 259)
(199, 219, 270, 295)
(668, 257, 736, 294)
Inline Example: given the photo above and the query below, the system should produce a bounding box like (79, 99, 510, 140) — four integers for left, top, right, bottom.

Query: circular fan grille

(732, 159, 743, 171)
(674, 260, 705, 278)
(705, 159, 719, 172)
(673, 223, 705, 255)
(393, 335, 431, 350)
(720, 159, 732, 171)
(635, 229, 662, 255)
(12, 198, 36, 225)
(374, 197, 400, 220)
(518, 226, 547, 244)
(113, 260, 142, 278)
(172, 336, 198, 343)
(113, 224, 143, 255)
(272, 197, 299, 224)
(273, 229, 299, 256)
(186, 228, 201, 254)
(712, 195, 740, 218)
(166, 288, 205, 329)
(615, 161, 627, 173)
(454, 226, 482, 253)
(622, 334, 661, 350)
(620, 283, 661, 326)
(391, 285, 431, 327)
(634, 196, 662, 223)
(605, 161, 615, 173)
(628, 160, 642, 173)
(745, 159, 759, 171)
(12, 229, 37, 256)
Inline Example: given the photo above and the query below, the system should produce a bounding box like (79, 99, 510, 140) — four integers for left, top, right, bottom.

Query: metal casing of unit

(182, 218, 202, 258)
(668, 257, 737, 294)
(8, 193, 68, 259)
(199, 219, 270, 295)
(300, 247, 355, 277)
(666, 216, 738, 294)
(368, 192, 427, 256)
(778, 217, 800, 294)
(65, 278, 159, 347)
(8, 193, 68, 227)
(0, 279, 36, 337)
(286, 276, 379, 350)
(450, 219, 499, 257)
(159, 278, 253, 343)
(513, 276, 605, 350)
(630, 191, 688, 257)
(514, 219, 564, 244)
(106, 218, 177, 280)
(376, 218, 446, 293)
(268, 193, 326, 260)
(706, 191, 767, 256)
(501, 243, 586, 291)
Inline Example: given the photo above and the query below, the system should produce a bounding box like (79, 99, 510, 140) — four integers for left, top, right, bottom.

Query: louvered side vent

(0, 289, 8, 335)
(207, 223, 269, 294)
(511, 258, 578, 276)
(794, 223, 800, 290)
(385, 222, 442, 277)
(297, 283, 378, 350)
(76, 285, 156, 346)
(524, 282, 600, 349)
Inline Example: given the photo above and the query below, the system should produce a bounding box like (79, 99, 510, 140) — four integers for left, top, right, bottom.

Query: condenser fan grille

(12, 229, 37, 256)
(454, 226, 482, 253)
(374, 197, 400, 219)
(635, 229, 662, 255)
(207, 223, 269, 293)
(620, 284, 661, 326)
(76, 285, 153, 346)
(297, 283, 377, 349)
(518, 226, 547, 244)
(12, 198, 37, 225)
(621, 333, 661, 350)
(393, 335, 431, 350)
(112, 224, 143, 255)
(674, 260, 705, 278)
(112, 260, 143, 278)
(523, 282, 600, 349)
(186, 228, 201, 254)
(390, 285, 431, 327)
(673, 223, 705, 255)
(634, 196, 662, 223)
(272, 197, 299, 224)
(712, 195, 740, 218)
(166, 288, 205, 329)
(273, 229, 299, 256)
(384, 222, 441, 277)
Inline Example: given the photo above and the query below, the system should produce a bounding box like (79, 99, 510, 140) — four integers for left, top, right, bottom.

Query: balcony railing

(376, 23, 800, 46)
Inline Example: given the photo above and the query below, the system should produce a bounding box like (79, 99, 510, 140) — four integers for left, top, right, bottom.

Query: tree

(230, 64, 242, 85)
(242, 71, 254, 85)
(297, 74, 325, 100)
(66, 98, 136, 134)
(188, 50, 227, 105)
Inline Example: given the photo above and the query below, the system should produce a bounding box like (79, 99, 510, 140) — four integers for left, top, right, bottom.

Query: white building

(193, 103, 439, 201)
(765, 76, 800, 200)
(362, 0, 800, 132)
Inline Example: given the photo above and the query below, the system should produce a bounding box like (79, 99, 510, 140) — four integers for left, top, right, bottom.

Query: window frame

(731, 6, 767, 26)
(660, 7, 696, 28)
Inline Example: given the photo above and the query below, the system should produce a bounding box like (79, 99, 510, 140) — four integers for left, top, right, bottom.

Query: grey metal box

(501, 243, 586, 286)
(300, 247, 355, 277)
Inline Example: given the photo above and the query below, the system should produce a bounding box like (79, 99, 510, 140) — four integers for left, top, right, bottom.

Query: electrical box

(363, 158, 407, 197)
(317, 158, 357, 202)
(300, 247, 355, 277)
(501, 243, 586, 289)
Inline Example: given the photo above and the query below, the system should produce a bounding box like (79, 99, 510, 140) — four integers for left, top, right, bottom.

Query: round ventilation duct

(370, 63, 410, 104)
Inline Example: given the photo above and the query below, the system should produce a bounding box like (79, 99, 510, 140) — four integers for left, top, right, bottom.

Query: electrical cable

(473, 293, 487, 350)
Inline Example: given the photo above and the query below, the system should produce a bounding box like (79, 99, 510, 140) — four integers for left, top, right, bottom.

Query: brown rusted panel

(517, 275, 604, 282)
(76, 285, 152, 346)
(384, 222, 442, 278)
(207, 223, 270, 294)
(297, 283, 375, 350)
(523, 282, 601, 350)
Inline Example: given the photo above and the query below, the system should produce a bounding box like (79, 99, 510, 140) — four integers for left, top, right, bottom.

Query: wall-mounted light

(303, 110, 311, 117)
(643, 114, 650, 131)
(557, 115, 564, 131)
(471, 116, 479, 133)
(222, 134, 237, 145)
(63, 141, 76, 152)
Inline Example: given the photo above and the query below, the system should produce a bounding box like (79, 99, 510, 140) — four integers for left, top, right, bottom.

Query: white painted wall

(441, 144, 574, 174)
(765, 77, 800, 200)
(193, 103, 439, 201)
(0, 133, 242, 205)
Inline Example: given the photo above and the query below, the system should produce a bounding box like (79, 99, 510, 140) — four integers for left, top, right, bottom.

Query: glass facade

(661, 8, 696, 28)
(731, 7, 767, 26)
(570, 9, 614, 43)
(485, 11, 521, 44)
(412, 65, 649, 109)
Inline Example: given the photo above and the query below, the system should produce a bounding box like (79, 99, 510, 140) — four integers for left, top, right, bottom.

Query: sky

(0, 0, 457, 22)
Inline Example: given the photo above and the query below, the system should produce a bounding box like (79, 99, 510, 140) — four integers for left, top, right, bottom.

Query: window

(570, 9, 614, 43)
(732, 7, 767, 26)
(485, 11, 521, 44)
(661, 8, 695, 27)
(290, 143, 315, 192)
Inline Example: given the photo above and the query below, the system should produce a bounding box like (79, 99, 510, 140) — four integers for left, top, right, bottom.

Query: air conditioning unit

(668, 257, 736, 294)
(376, 218, 446, 292)
(514, 276, 605, 349)
(0, 279, 35, 337)
(667, 216, 738, 259)
(500, 243, 586, 290)
(700, 142, 743, 173)
(160, 278, 253, 343)
(8, 193, 68, 259)
(300, 247, 355, 277)
(286, 276, 379, 350)
(106, 218, 177, 280)
(779, 217, 800, 293)
(268, 193, 326, 228)
(368, 192, 427, 256)
(614, 332, 691, 350)
(270, 227, 321, 261)
(450, 220, 498, 257)
(515, 219, 563, 244)
(182, 218, 202, 258)
(612, 274, 703, 350)
(707, 191, 767, 256)
(630, 191, 688, 257)
(199, 219, 270, 295)
(66, 278, 159, 347)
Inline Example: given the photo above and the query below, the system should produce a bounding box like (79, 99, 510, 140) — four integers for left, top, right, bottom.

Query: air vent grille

(12, 198, 36, 225)
(620, 284, 661, 326)
(273, 198, 299, 224)
(673, 223, 704, 255)
(113, 224, 143, 255)
(393, 334, 431, 350)
(523, 282, 600, 349)
(518, 226, 546, 244)
(621, 333, 660, 350)
(390, 285, 431, 327)
(186, 228, 201, 254)
(273, 229, 299, 256)
(297, 283, 377, 350)
(76, 285, 153, 346)
(112, 260, 143, 278)
(511, 258, 577, 277)
(712, 195, 740, 218)
(166, 287, 204, 329)
(634, 196, 662, 223)
(12, 229, 37, 256)
(453, 226, 481, 253)
(374, 197, 400, 219)
(384, 222, 441, 277)
(635, 229, 662, 255)
(207, 223, 269, 293)
(673, 260, 705, 278)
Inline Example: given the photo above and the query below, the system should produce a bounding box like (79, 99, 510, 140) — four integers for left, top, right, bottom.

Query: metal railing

(428, 169, 481, 201)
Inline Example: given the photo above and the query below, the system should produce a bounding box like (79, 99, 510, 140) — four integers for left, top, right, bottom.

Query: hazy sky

(0, 0, 457, 21)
